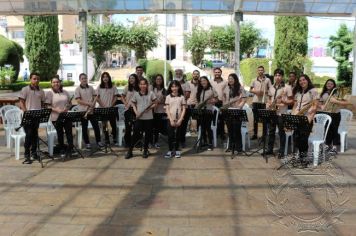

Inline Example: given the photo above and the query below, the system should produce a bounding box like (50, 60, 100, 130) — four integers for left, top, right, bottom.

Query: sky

(112, 14, 355, 49)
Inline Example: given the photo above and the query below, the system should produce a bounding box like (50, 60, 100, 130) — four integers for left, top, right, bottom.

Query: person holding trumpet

(74, 73, 103, 149)
(265, 69, 293, 158)
(45, 75, 74, 157)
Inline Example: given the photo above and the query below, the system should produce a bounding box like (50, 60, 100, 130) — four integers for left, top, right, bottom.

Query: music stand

(19, 108, 51, 168)
(56, 111, 86, 160)
(221, 108, 249, 158)
(190, 108, 214, 152)
(252, 102, 267, 138)
(90, 107, 119, 157)
(278, 114, 311, 170)
(248, 109, 277, 163)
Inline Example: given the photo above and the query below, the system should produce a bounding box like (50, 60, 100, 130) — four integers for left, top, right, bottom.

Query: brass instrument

(196, 94, 214, 110)
(322, 88, 337, 112)
(65, 95, 74, 110)
(221, 94, 242, 110)
(331, 86, 349, 112)
(269, 86, 285, 111)
(261, 79, 267, 104)
(84, 94, 99, 119)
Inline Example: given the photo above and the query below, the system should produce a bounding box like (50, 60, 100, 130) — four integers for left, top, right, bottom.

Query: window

(12, 31, 25, 39)
(167, 14, 176, 27)
(184, 14, 188, 30)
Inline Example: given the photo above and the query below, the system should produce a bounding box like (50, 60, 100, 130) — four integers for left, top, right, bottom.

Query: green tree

(328, 24, 353, 86)
(209, 23, 268, 58)
(24, 16, 60, 81)
(88, 23, 126, 67)
(0, 35, 24, 82)
(125, 24, 159, 60)
(185, 27, 209, 66)
(274, 16, 308, 76)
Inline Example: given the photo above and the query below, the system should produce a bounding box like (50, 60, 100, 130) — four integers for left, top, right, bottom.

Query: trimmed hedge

(311, 75, 335, 88)
(139, 59, 173, 84)
(0, 35, 24, 82)
(0, 80, 74, 91)
(240, 58, 277, 86)
(113, 80, 128, 87)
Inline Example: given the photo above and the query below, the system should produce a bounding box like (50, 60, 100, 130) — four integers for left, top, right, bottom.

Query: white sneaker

(165, 151, 172, 159)
(175, 151, 181, 158)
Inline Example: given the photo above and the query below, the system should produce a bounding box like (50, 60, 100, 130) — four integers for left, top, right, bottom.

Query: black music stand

(19, 109, 51, 168)
(248, 109, 277, 163)
(252, 102, 267, 138)
(190, 108, 214, 152)
(278, 114, 311, 170)
(222, 108, 249, 158)
(56, 111, 86, 160)
(90, 107, 119, 157)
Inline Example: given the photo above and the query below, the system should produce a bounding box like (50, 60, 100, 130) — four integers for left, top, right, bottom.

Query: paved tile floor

(0, 122, 355, 236)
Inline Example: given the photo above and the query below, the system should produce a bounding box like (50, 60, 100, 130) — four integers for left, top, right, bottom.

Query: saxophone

(196, 94, 214, 110)
(269, 86, 284, 111)
(221, 94, 242, 110)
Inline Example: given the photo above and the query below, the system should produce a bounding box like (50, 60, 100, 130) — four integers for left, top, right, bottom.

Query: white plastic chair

(211, 106, 219, 147)
(0, 105, 21, 148)
(47, 121, 57, 156)
(338, 109, 353, 153)
(5, 109, 25, 160)
(241, 106, 252, 151)
(284, 109, 294, 156)
(116, 104, 125, 146)
(308, 113, 332, 167)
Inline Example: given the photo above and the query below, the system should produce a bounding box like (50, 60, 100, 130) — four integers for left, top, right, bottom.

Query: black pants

(227, 120, 242, 151)
(215, 101, 225, 139)
(124, 109, 135, 147)
(167, 123, 181, 151)
(81, 115, 101, 144)
(52, 120, 73, 149)
(102, 116, 117, 143)
(153, 113, 167, 143)
(198, 117, 213, 145)
(179, 108, 190, 145)
(130, 119, 153, 150)
(295, 125, 312, 161)
(325, 112, 341, 146)
(252, 103, 267, 136)
(267, 116, 286, 154)
(24, 123, 40, 155)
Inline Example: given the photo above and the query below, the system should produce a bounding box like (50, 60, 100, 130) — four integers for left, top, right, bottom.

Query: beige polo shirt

(97, 86, 118, 108)
(165, 94, 186, 120)
(320, 91, 340, 113)
(122, 86, 136, 110)
(74, 85, 96, 111)
(45, 89, 71, 121)
(187, 82, 198, 106)
(131, 91, 157, 120)
(18, 85, 45, 110)
(294, 88, 320, 115)
(269, 84, 293, 115)
(250, 77, 272, 103)
(211, 79, 227, 102)
(152, 87, 166, 114)
(197, 87, 218, 110)
(180, 81, 191, 99)
(223, 86, 247, 108)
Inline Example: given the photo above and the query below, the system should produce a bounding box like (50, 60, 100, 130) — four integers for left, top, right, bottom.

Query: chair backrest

(117, 104, 125, 123)
(242, 106, 253, 128)
(312, 113, 332, 141)
(71, 105, 79, 112)
(4, 109, 23, 129)
(211, 106, 219, 127)
(0, 105, 20, 124)
(242, 103, 249, 109)
(339, 109, 353, 133)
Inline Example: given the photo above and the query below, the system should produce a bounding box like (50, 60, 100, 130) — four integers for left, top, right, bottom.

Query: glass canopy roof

(0, 0, 355, 16)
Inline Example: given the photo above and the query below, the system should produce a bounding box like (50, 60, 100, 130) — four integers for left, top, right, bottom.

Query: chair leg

(77, 127, 82, 149)
(119, 127, 124, 147)
(313, 143, 319, 167)
(284, 136, 289, 156)
(340, 133, 345, 153)
(48, 135, 54, 157)
(6, 129, 11, 148)
(241, 131, 246, 151)
(212, 128, 217, 148)
(15, 137, 21, 160)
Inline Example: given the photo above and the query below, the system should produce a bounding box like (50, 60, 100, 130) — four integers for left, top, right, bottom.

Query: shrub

(113, 80, 128, 87)
(0, 35, 24, 82)
(139, 59, 173, 84)
(185, 72, 193, 81)
(240, 58, 277, 86)
(311, 75, 335, 88)
(0, 80, 74, 91)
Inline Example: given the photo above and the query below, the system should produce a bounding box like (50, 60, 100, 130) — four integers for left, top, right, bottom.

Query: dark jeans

(295, 124, 312, 161)
(102, 116, 117, 143)
(81, 115, 101, 144)
(167, 123, 181, 151)
(124, 108, 135, 147)
(153, 113, 167, 143)
(24, 123, 40, 155)
(52, 120, 73, 149)
(227, 120, 242, 151)
(267, 116, 285, 154)
(179, 108, 190, 144)
(198, 117, 213, 145)
(325, 112, 341, 146)
(130, 119, 153, 150)
(252, 103, 267, 136)
(215, 101, 225, 139)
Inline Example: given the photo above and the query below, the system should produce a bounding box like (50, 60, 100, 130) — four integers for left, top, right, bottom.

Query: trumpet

(84, 94, 99, 119)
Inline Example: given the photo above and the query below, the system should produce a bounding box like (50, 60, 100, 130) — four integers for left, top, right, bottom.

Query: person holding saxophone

(74, 73, 103, 149)
(292, 74, 319, 167)
(250, 66, 272, 140)
(265, 69, 293, 158)
(45, 75, 74, 157)
(222, 73, 247, 153)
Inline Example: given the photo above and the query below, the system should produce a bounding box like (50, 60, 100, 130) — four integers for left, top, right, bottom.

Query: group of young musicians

(17, 65, 351, 166)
